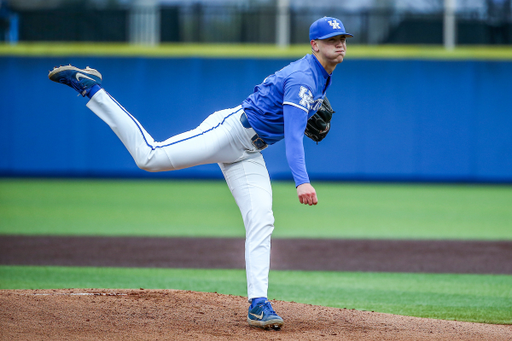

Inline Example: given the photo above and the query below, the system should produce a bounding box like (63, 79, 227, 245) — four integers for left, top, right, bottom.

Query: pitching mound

(1, 289, 511, 341)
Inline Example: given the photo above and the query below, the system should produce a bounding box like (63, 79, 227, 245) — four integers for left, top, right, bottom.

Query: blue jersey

(242, 54, 332, 186)
(242, 54, 331, 144)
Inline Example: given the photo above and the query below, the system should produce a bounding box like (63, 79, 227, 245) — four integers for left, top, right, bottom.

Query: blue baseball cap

(309, 17, 353, 41)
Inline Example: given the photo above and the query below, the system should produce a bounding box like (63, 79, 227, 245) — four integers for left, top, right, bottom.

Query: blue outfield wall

(0, 56, 511, 182)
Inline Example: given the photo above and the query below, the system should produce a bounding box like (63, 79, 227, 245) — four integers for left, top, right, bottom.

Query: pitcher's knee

(136, 161, 160, 172)
(134, 152, 173, 172)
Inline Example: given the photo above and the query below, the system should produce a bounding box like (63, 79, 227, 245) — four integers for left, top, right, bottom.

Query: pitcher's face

(314, 35, 347, 64)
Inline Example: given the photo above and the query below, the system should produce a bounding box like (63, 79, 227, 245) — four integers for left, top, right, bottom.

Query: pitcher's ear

(310, 40, 320, 53)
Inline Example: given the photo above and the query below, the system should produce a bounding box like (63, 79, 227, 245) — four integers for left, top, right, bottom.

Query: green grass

(0, 266, 247, 295)
(2, 178, 511, 324)
(273, 182, 512, 240)
(1, 179, 511, 240)
(1, 266, 511, 324)
(1, 43, 512, 60)
(270, 270, 512, 324)
(0, 179, 242, 237)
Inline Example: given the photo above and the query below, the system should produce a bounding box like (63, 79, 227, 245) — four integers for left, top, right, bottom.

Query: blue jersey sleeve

(283, 104, 310, 187)
(283, 72, 316, 114)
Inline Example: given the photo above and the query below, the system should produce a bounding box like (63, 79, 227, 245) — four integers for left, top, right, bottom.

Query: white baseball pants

(86, 89, 274, 300)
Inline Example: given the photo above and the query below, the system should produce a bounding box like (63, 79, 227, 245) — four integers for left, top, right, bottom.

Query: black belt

(240, 112, 268, 150)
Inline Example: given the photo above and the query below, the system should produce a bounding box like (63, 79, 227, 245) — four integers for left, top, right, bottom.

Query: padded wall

(1, 56, 510, 182)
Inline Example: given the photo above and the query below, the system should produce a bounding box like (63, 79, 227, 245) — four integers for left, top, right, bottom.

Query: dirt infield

(2, 236, 512, 274)
(2, 236, 512, 340)
(1, 289, 511, 341)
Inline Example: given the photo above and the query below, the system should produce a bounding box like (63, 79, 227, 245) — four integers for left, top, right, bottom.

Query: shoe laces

(59, 77, 84, 93)
(260, 301, 277, 315)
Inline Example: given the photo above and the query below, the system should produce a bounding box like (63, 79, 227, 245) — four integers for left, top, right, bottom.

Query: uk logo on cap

(309, 17, 353, 41)
(329, 20, 341, 30)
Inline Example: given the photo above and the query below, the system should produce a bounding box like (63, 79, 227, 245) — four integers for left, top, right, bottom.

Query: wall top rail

(1, 43, 512, 61)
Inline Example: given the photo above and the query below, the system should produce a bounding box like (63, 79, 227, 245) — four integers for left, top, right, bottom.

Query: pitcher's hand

(297, 183, 318, 206)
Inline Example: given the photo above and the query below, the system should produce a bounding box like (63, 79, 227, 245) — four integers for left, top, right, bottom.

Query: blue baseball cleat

(247, 298, 284, 330)
(48, 65, 102, 97)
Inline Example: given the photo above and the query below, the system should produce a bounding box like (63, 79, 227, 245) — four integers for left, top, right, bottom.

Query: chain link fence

(1, 3, 511, 44)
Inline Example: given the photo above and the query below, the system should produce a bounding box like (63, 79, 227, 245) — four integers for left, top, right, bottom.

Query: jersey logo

(312, 99, 323, 112)
(329, 20, 341, 30)
(299, 86, 314, 111)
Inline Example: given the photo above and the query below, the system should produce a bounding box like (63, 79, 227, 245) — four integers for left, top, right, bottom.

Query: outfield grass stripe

(1, 179, 511, 240)
(1, 266, 510, 324)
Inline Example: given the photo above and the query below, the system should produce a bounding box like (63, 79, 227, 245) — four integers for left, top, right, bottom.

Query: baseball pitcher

(48, 16, 351, 330)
